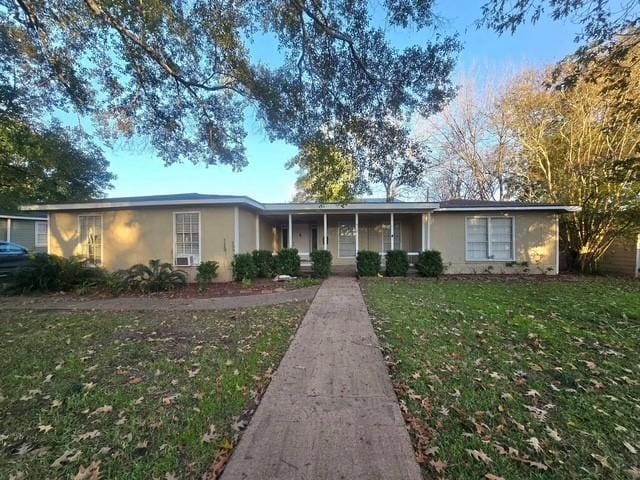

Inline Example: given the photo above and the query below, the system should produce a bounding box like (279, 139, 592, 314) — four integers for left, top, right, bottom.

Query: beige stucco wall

(49, 206, 237, 282)
(599, 234, 639, 277)
(430, 211, 558, 274)
(237, 208, 257, 254)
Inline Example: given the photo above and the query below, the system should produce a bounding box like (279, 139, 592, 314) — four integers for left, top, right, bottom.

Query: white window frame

(173, 211, 202, 266)
(35, 221, 48, 247)
(337, 221, 356, 258)
(381, 223, 402, 252)
(77, 214, 104, 265)
(465, 216, 515, 262)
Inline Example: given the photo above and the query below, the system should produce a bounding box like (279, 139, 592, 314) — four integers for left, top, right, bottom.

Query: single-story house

(0, 211, 48, 252)
(21, 194, 579, 281)
(598, 233, 640, 277)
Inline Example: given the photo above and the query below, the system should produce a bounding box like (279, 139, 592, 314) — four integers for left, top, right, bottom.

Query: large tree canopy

(0, 0, 460, 168)
(0, 118, 115, 210)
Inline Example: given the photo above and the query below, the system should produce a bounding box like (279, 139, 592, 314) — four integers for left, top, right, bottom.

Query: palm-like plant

(122, 259, 187, 293)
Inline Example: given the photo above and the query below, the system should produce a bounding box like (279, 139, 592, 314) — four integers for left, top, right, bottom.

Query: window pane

(466, 218, 488, 260)
(490, 218, 513, 260)
(79, 216, 102, 265)
(174, 213, 200, 263)
(338, 222, 355, 257)
(383, 223, 401, 251)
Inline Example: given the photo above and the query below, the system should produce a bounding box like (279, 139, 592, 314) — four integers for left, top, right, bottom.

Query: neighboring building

(598, 233, 640, 278)
(0, 211, 48, 252)
(21, 194, 579, 281)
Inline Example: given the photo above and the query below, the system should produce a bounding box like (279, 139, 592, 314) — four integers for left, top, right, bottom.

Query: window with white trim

(338, 222, 356, 257)
(465, 216, 514, 261)
(78, 215, 102, 265)
(382, 223, 402, 252)
(35, 221, 48, 247)
(174, 212, 200, 264)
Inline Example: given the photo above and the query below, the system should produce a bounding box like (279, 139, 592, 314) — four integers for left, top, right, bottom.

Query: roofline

(20, 196, 264, 212)
(0, 214, 48, 220)
(434, 206, 581, 213)
(262, 202, 439, 213)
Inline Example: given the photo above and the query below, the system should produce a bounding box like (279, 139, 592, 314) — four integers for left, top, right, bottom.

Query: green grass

(282, 277, 323, 290)
(362, 278, 640, 480)
(0, 303, 308, 479)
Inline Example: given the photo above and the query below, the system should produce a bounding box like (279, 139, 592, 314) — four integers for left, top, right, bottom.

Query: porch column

(390, 212, 394, 249)
(288, 214, 293, 249)
(427, 212, 432, 250)
(323, 213, 328, 250)
(355, 213, 359, 254)
(421, 213, 426, 251)
(6, 218, 10, 242)
(255, 215, 260, 250)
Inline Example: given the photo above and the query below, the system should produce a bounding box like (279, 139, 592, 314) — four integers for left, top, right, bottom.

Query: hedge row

(356, 249, 443, 277)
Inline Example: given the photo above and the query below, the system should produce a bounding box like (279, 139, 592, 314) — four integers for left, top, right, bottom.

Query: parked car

(0, 241, 30, 275)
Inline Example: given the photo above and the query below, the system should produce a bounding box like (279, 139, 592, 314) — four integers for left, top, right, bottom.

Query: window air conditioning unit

(175, 255, 195, 266)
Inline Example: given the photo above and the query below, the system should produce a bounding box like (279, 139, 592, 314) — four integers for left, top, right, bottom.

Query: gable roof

(20, 193, 579, 213)
(0, 210, 47, 220)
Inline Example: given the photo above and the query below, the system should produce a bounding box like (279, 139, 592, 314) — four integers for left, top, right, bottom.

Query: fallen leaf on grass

(527, 437, 543, 453)
(485, 475, 505, 480)
(38, 424, 53, 433)
(75, 430, 101, 442)
(88, 405, 112, 416)
(51, 449, 82, 468)
(467, 449, 493, 465)
(591, 453, 611, 469)
(429, 459, 447, 474)
(73, 460, 101, 480)
(623, 441, 637, 454)
(546, 426, 562, 442)
(202, 425, 219, 443)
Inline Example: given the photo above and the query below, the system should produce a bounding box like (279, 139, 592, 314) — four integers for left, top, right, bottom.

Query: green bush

(310, 250, 332, 278)
(416, 250, 443, 277)
(276, 248, 300, 276)
(232, 253, 257, 281)
(3, 254, 106, 294)
(252, 250, 276, 278)
(356, 250, 381, 276)
(385, 250, 409, 276)
(119, 259, 187, 293)
(196, 260, 219, 286)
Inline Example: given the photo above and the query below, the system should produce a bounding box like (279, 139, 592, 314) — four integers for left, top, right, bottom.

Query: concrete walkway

(0, 286, 319, 311)
(221, 277, 421, 480)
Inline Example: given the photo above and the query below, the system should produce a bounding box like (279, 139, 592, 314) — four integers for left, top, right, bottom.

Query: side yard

(363, 278, 640, 480)
(0, 303, 308, 479)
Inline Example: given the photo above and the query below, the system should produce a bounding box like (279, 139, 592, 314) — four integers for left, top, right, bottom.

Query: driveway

(220, 276, 421, 480)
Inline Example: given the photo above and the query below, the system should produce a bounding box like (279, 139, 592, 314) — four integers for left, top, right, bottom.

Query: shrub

(119, 259, 187, 293)
(357, 250, 381, 277)
(252, 250, 276, 278)
(385, 250, 409, 276)
(310, 250, 332, 278)
(415, 250, 443, 277)
(196, 260, 219, 286)
(232, 253, 257, 281)
(276, 248, 300, 276)
(3, 254, 106, 294)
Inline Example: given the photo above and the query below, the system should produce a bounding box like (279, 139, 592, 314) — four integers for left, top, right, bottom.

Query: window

(281, 226, 289, 248)
(465, 216, 514, 261)
(35, 221, 48, 247)
(78, 215, 103, 265)
(382, 223, 402, 252)
(338, 222, 356, 257)
(174, 212, 200, 264)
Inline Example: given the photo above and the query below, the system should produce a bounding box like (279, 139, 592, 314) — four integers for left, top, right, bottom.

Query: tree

(417, 73, 516, 201)
(1, 0, 460, 168)
(287, 135, 363, 203)
(349, 116, 429, 201)
(0, 118, 114, 210)
(503, 60, 640, 272)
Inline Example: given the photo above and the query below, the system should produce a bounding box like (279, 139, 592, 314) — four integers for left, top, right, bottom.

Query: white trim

(288, 214, 293, 250)
(0, 214, 47, 220)
(421, 213, 426, 251)
(555, 215, 560, 275)
(464, 215, 515, 262)
(427, 212, 432, 250)
(635, 233, 640, 278)
(234, 207, 239, 254)
(6, 218, 10, 242)
(172, 211, 202, 266)
(436, 206, 580, 213)
(255, 215, 260, 250)
(390, 213, 394, 251)
(78, 214, 104, 266)
(47, 213, 51, 254)
(35, 221, 48, 247)
(355, 213, 359, 254)
(337, 221, 356, 259)
(323, 213, 328, 250)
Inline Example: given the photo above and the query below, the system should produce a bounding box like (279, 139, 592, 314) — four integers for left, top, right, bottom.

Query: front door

(292, 223, 311, 254)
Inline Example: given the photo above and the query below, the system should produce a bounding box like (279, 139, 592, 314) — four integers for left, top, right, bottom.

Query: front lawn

(0, 303, 308, 479)
(363, 278, 640, 480)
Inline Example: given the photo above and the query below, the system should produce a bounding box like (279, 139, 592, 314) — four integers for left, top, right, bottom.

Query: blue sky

(105, 1, 578, 202)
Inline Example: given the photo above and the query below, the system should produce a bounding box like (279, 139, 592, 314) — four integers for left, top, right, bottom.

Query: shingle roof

(438, 199, 566, 208)
(0, 210, 47, 219)
(40, 193, 246, 204)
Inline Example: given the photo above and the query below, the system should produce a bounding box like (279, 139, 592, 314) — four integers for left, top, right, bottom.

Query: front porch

(256, 211, 431, 270)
